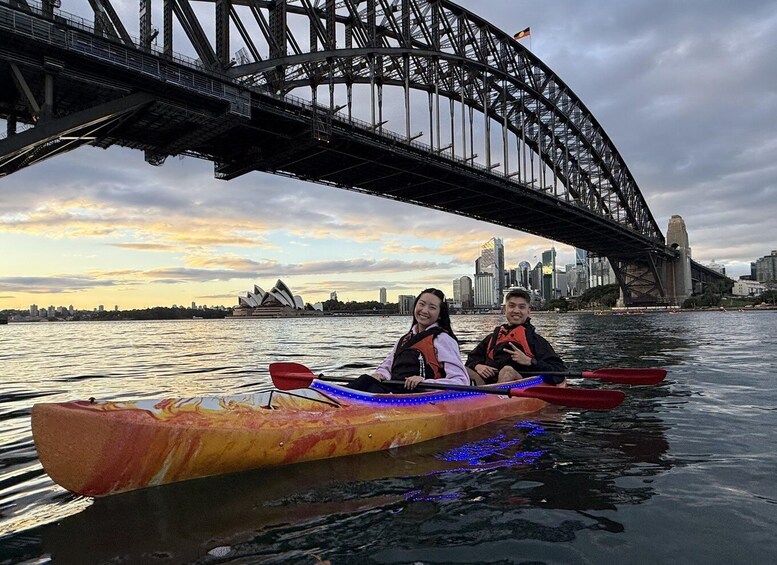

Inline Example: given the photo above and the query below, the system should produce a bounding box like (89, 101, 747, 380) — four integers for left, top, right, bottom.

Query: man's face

(504, 297, 530, 325)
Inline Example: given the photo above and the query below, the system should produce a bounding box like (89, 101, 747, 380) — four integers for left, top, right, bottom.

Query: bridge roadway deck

(0, 2, 672, 261)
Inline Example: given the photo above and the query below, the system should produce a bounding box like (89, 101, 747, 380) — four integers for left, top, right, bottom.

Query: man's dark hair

(504, 289, 531, 303)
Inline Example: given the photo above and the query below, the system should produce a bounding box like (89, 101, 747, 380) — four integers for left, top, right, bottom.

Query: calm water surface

(1, 312, 776, 564)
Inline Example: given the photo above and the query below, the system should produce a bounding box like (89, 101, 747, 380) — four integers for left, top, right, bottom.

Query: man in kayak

(466, 289, 566, 385)
(347, 288, 470, 393)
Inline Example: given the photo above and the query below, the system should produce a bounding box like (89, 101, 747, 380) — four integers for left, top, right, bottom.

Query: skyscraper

(474, 273, 494, 308)
(589, 256, 616, 287)
(477, 237, 504, 307)
(379, 287, 387, 304)
(754, 250, 777, 283)
(575, 248, 589, 294)
(541, 247, 557, 302)
(398, 295, 415, 314)
(459, 276, 473, 308)
(518, 261, 531, 289)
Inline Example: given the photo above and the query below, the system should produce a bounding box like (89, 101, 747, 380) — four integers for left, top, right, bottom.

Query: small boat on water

(32, 377, 557, 497)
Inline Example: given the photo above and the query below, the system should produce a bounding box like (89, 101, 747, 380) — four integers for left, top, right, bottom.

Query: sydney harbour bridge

(0, 0, 726, 305)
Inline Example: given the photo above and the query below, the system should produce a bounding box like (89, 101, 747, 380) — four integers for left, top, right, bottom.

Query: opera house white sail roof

(238, 279, 304, 310)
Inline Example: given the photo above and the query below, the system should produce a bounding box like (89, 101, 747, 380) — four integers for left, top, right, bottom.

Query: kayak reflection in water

(466, 289, 566, 386)
(347, 288, 470, 394)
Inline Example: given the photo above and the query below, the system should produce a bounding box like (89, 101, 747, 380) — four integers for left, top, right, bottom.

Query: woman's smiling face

(414, 292, 442, 331)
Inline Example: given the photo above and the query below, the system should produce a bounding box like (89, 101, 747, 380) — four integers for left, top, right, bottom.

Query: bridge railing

(0, 0, 250, 116)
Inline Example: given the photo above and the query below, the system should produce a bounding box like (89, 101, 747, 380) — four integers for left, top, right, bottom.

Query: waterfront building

(732, 279, 765, 297)
(398, 294, 415, 315)
(753, 250, 777, 283)
(589, 256, 616, 287)
(235, 279, 310, 317)
(379, 287, 387, 304)
(330, 291, 338, 301)
(30, 304, 39, 317)
(473, 273, 494, 309)
(459, 276, 473, 308)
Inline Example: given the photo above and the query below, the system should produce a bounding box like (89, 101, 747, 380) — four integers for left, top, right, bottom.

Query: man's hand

(474, 364, 497, 378)
(506, 343, 533, 366)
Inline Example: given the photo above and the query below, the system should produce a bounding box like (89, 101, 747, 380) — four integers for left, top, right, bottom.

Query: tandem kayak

(31, 377, 552, 497)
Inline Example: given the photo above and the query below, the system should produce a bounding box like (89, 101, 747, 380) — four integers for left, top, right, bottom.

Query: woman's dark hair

(411, 288, 458, 342)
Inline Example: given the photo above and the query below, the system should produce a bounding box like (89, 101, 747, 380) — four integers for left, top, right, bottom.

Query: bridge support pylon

(664, 215, 693, 305)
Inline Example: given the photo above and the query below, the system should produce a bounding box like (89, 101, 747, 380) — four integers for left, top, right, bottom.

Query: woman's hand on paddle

(404, 376, 424, 390)
(506, 343, 532, 366)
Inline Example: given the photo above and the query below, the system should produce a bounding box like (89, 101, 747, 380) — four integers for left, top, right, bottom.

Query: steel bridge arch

(212, 0, 664, 246)
(1, 0, 697, 304)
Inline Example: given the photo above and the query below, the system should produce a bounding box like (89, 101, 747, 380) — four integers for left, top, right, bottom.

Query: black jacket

(465, 320, 565, 381)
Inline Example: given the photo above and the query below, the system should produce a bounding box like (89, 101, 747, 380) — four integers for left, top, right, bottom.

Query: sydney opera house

(233, 279, 320, 317)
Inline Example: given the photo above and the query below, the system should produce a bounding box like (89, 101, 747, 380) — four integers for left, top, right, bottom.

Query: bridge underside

(0, 1, 681, 306)
(1, 45, 663, 263)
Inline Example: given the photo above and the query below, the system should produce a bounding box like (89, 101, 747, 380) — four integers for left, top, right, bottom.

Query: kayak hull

(32, 378, 548, 496)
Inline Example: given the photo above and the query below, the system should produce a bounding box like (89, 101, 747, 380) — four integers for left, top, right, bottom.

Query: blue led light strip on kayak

(311, 376, 544, 405)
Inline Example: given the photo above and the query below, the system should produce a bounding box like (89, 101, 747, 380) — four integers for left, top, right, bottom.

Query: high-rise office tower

(459, 276, 473, 308)
(541, 247, 557, 302)
(478, 237, 504, 307)
(518, 261, 531, 289)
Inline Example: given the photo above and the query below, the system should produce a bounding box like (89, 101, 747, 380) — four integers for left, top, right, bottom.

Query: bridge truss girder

(0, 0, 677, 305)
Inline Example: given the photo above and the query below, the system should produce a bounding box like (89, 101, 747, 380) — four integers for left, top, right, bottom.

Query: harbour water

(1, 312, 776, 564)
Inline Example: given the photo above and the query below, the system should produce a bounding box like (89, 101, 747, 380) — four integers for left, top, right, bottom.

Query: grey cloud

(0, 276, 118, 293)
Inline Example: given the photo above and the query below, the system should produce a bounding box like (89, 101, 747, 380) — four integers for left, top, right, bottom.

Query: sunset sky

(2, 0, 775, 310)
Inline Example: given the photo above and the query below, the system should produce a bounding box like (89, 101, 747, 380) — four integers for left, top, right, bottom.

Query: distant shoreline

(4, 305, 776, 323)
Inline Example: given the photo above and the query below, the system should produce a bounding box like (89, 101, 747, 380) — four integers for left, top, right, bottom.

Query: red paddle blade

(510, 386, 625, 410)
(269, 362, 317, 390)
(583, 368, 667, 386)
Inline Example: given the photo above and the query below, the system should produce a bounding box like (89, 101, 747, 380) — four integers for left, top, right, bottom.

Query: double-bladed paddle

(519, 367, 666, 386)
(269, 362, 625, 410)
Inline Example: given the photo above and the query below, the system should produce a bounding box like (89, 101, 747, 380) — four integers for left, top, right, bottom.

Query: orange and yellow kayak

(31, 377, 548, 497)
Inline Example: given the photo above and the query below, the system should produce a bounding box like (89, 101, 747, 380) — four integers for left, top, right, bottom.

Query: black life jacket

(390, 327, 446, 380)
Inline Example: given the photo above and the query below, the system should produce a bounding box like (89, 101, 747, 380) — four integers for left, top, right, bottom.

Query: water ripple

(1, 312, 777, 563)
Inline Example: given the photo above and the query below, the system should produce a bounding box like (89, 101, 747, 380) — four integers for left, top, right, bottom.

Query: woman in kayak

(347, 288, 470, 393)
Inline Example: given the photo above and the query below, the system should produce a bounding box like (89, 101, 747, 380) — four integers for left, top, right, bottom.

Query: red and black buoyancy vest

(486, 324, 535, 362)
(390, 327, 445, 380)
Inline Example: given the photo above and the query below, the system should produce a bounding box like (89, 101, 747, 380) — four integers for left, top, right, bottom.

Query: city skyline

(2, 1, 775, 309)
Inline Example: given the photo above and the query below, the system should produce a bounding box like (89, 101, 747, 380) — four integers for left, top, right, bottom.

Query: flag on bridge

(513, 27, 531, 41)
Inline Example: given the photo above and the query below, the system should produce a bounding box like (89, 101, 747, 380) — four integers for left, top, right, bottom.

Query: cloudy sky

(1, 0, 775, 310)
